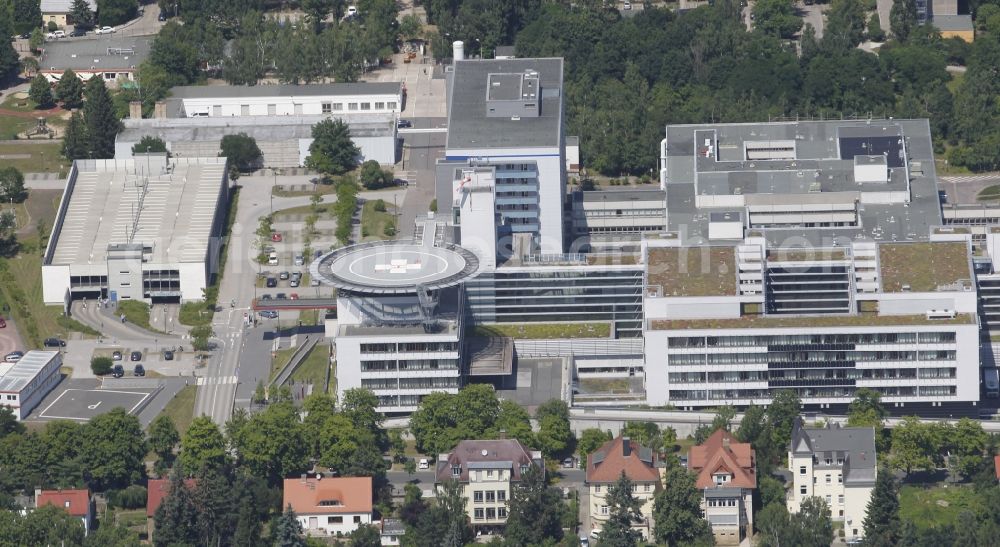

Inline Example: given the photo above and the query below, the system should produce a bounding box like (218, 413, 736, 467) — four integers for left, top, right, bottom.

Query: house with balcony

(585, 436, 661, 539)
(688, 429, 756, 545)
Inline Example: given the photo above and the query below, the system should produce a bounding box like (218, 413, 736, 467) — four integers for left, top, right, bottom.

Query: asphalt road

(398, 118, 447, 237)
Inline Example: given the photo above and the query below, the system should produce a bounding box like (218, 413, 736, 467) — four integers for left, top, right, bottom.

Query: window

(837, 474, 843, 484)
(327, 516, 343, 524)
(332, 103, 343, 110)
(600, 505, 608, 515)
(644, 484, 651, 492)
(104, 72, 116, 80)
(594, 485, 601, 493)
(360, 102, 371, 110)
(322, 102, 332, 113)
(708, 500, 718, 507)
(486, 508, 496, 520)
(487, 470, 494, 479)
(451, 465, 461, 478)
(826, 495, 832, 504)
(497, 491, 506, 502)
(825, 474, 831, 484)
(839, 510, 844, 517)
(485, 491, 496, 503)
(473, 491, 483, 503)
(388, 101, 397, 110)
(375, 102, 385, 109)
(838, 495, 845, 505)
(799, 466, 806, 475)
(353, 516, 361, 523)
(632, 485, 638, 492)
(348, 103, 359, 111)
(800, 485, 807, 495)
(474, 509, 484, 520)
(498, 507, 507, 519)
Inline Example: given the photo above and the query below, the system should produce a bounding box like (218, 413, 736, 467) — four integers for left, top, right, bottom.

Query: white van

(267, 252, 279, 266)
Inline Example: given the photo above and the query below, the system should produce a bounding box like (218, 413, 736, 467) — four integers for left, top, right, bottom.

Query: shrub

(91, 356, 113, 376)
(373, 199, 386, 212)
(108, 485, 147, 509)
(47, 21, 58, 32)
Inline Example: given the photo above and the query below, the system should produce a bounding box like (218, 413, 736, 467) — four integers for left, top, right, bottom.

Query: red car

(271, 233, 283, 242)
(289, 293, 299, 300)
(0, 317, 6, 328)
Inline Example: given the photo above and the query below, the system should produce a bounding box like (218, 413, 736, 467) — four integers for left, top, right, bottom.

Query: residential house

(788, 419, 877, 544)
(435, 439, 544, 534)
(688, 429, 757, 546)
(380, 517, 404, 546)
(585, 436, 660, 539)
(35, 488, 92, 535)
(41, 0, 96, 28)
(146, 478, 197, 539)
(283, 476, 373, 536)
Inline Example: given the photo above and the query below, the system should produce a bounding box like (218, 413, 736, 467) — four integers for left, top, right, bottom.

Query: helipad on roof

(311, 241, 480, 294)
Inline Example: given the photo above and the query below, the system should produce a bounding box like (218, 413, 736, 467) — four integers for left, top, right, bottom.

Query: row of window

(592, 483, 653, 493)
(706, 499, 739, 507)
(667, 368, 955, 383)
(324, 515, 363, 525)
(359, 342, 459, 353)
(668, 332, 957, 348)
(472, 490, 507, 503)
(668, 350, 957, 366)
(320, 101, 398, 112)
(669, 385, 957, 400)
(361, 377, 460, 390)
(473, 507, 507, 520)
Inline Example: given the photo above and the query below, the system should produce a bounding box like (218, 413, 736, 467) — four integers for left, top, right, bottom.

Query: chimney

(154, 101, 167, 119)
(622, 437, 631, 457)
(723, 436, 730, 451)
(128, 101, 142, 119)
(498, 429, 507, 440)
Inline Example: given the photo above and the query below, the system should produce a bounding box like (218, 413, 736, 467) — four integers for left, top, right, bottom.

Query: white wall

(297, 512, 371, 536)
(178, 262, 208, 303)
(181, 93, 401, 118)
(42, 264, 71, 305)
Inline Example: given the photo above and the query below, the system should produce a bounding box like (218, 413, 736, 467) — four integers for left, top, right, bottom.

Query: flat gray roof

(662, 119, 942, 246)
(49, 157, 227, 266)
(446, 58, 563, 150)
(41, 0, 94, 11)
(932, 14, 973, 30)
(574, 188, 666, 203)
(0, 351, 58, 393)
(39, 36, 151, 72)
(118, 114, 395, 143)
(312, 240, 480, 294)
(168, 82, 403, 99)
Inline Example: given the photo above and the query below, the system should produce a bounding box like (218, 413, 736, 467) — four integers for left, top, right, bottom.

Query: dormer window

(318, 499, 342, 507)
(713, 473, 730, 485)
(452, 465, 461, 478)
(520, 464, 529, 476)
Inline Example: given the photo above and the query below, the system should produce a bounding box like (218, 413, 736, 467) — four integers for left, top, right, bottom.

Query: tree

(753, 0, 802, 39)
(847, 388, 887, 428)
(535, 399, 574, 459)
(62, 111, 89, 160)
(306, 118, 360, 175)
(29, 29, 45, 54)
(949, 417, 988, 479)
(12, 0, 42, 36)
(83, 76, 121, 159)
(890, 0, 917, 42)
(274, 506, 307, 547)
(489, 399, 535, 447)
(132, 136, 168, 155)
(621, 421, 675, 454)
(890, 416, 935, 475)
(862, 467, 900, 546)
(341, 387, 386, 436)
(193, 467, 237, 547)
(153, 469, 200, 547)
(409, 384, 502, 456)
(502, 465, 564, 545)
(190, 325, 214, 351)
(302, 0, 334, 31)
(868, 13, 886, 41)
(71, 0, 95, 29)
(599, 472, 643, 546)
(652, 456, 712, 546)
(28, 74, 54, 109)
(0, 407, 24, 439)
(97, 0, 138, 26)
(220, 133, 263, 175)
(403, 479, 473, 546)
(229, 401, 309, 486)
(0, 167, 27, 204)
(358, 159, 393, 189)
(399, 13, 423, 40)
(179, 416, 228, 473)
(824, 0, 867, 49)
(55, 69, 85, 109)
(578, 428, 613, 462)
(767, 390, 801, 454)
(758, 497, 832, 547)
(79, 408, 148, 490)
(148, 415, 180, 474)
(349, 524, 382, 547)
(0, 18, 19, 81)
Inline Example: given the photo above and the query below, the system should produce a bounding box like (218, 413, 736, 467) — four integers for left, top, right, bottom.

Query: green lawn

(118, 300, 155, 330)
(978, 185, 1000, 202)
(274, 203, 331, 219)
(472, 322, 611, 339)
(0, 142, 71, 173)
(898, 483, 980, 530)
(155, 384, 198, 437)
(946, 71, 964, 94)
(289, 344, 333, 393)
(272, 183, 340, 198)
(178, 301, 214, 327)
(361, 199, 396, 240)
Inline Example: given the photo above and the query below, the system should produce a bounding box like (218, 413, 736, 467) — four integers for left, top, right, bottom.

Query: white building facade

(0, 351, 62, 420)
(167, 83, 403, 118)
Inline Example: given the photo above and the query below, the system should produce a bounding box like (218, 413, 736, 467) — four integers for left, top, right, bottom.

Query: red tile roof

(435, 439, 542, 483)
(146, 478, 198, 517)
(586, 436, 661, 484)
(994, 455, 1000, 481)
(689, 429, 756, 490)
(283, 477, 373, 516)
(36, 489, 90, 517)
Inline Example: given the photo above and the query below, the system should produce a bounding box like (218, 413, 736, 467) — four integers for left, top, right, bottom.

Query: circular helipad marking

(346, 250, 451, 283)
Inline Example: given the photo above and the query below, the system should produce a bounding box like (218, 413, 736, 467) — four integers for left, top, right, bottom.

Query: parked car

(46, 30, 66, 39)
(158, 11, 167, 21)
(163, 350, 174, 360)
(271, 232, 282, 242)
(69, 28, 87, 37)
(396, 119, 413, 128)
(260, 310, 278, 319)
(4, 351, 23, 363)
(294, 254, 304, 266)
(562, 457, 575, 468)
(289, 293, 299, 300)
(43, 338, 66, 347)
(291, 271, 302, 281)
(347, 5, 358, 16)
(623, 1, 632, 8)
(95, 26, 115, 34)
(418, 458, 429, 469)
(280, 271, 291, 280)
(133, 364, 145, 377)
(130, 351, 142, 361)
(267, 252, 279, 265)
(289, 278, 300, 288)
(266, 277, 277, 288)
(112, 364, 124, 377)
(260, 294, 273, 301)
(275, 293, 287, 300)
(112, 350, 123, 361)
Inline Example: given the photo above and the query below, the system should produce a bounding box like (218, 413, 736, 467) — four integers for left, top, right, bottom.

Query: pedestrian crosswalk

(197, 375, 238, 386)
(941, 174, 1000, 183)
